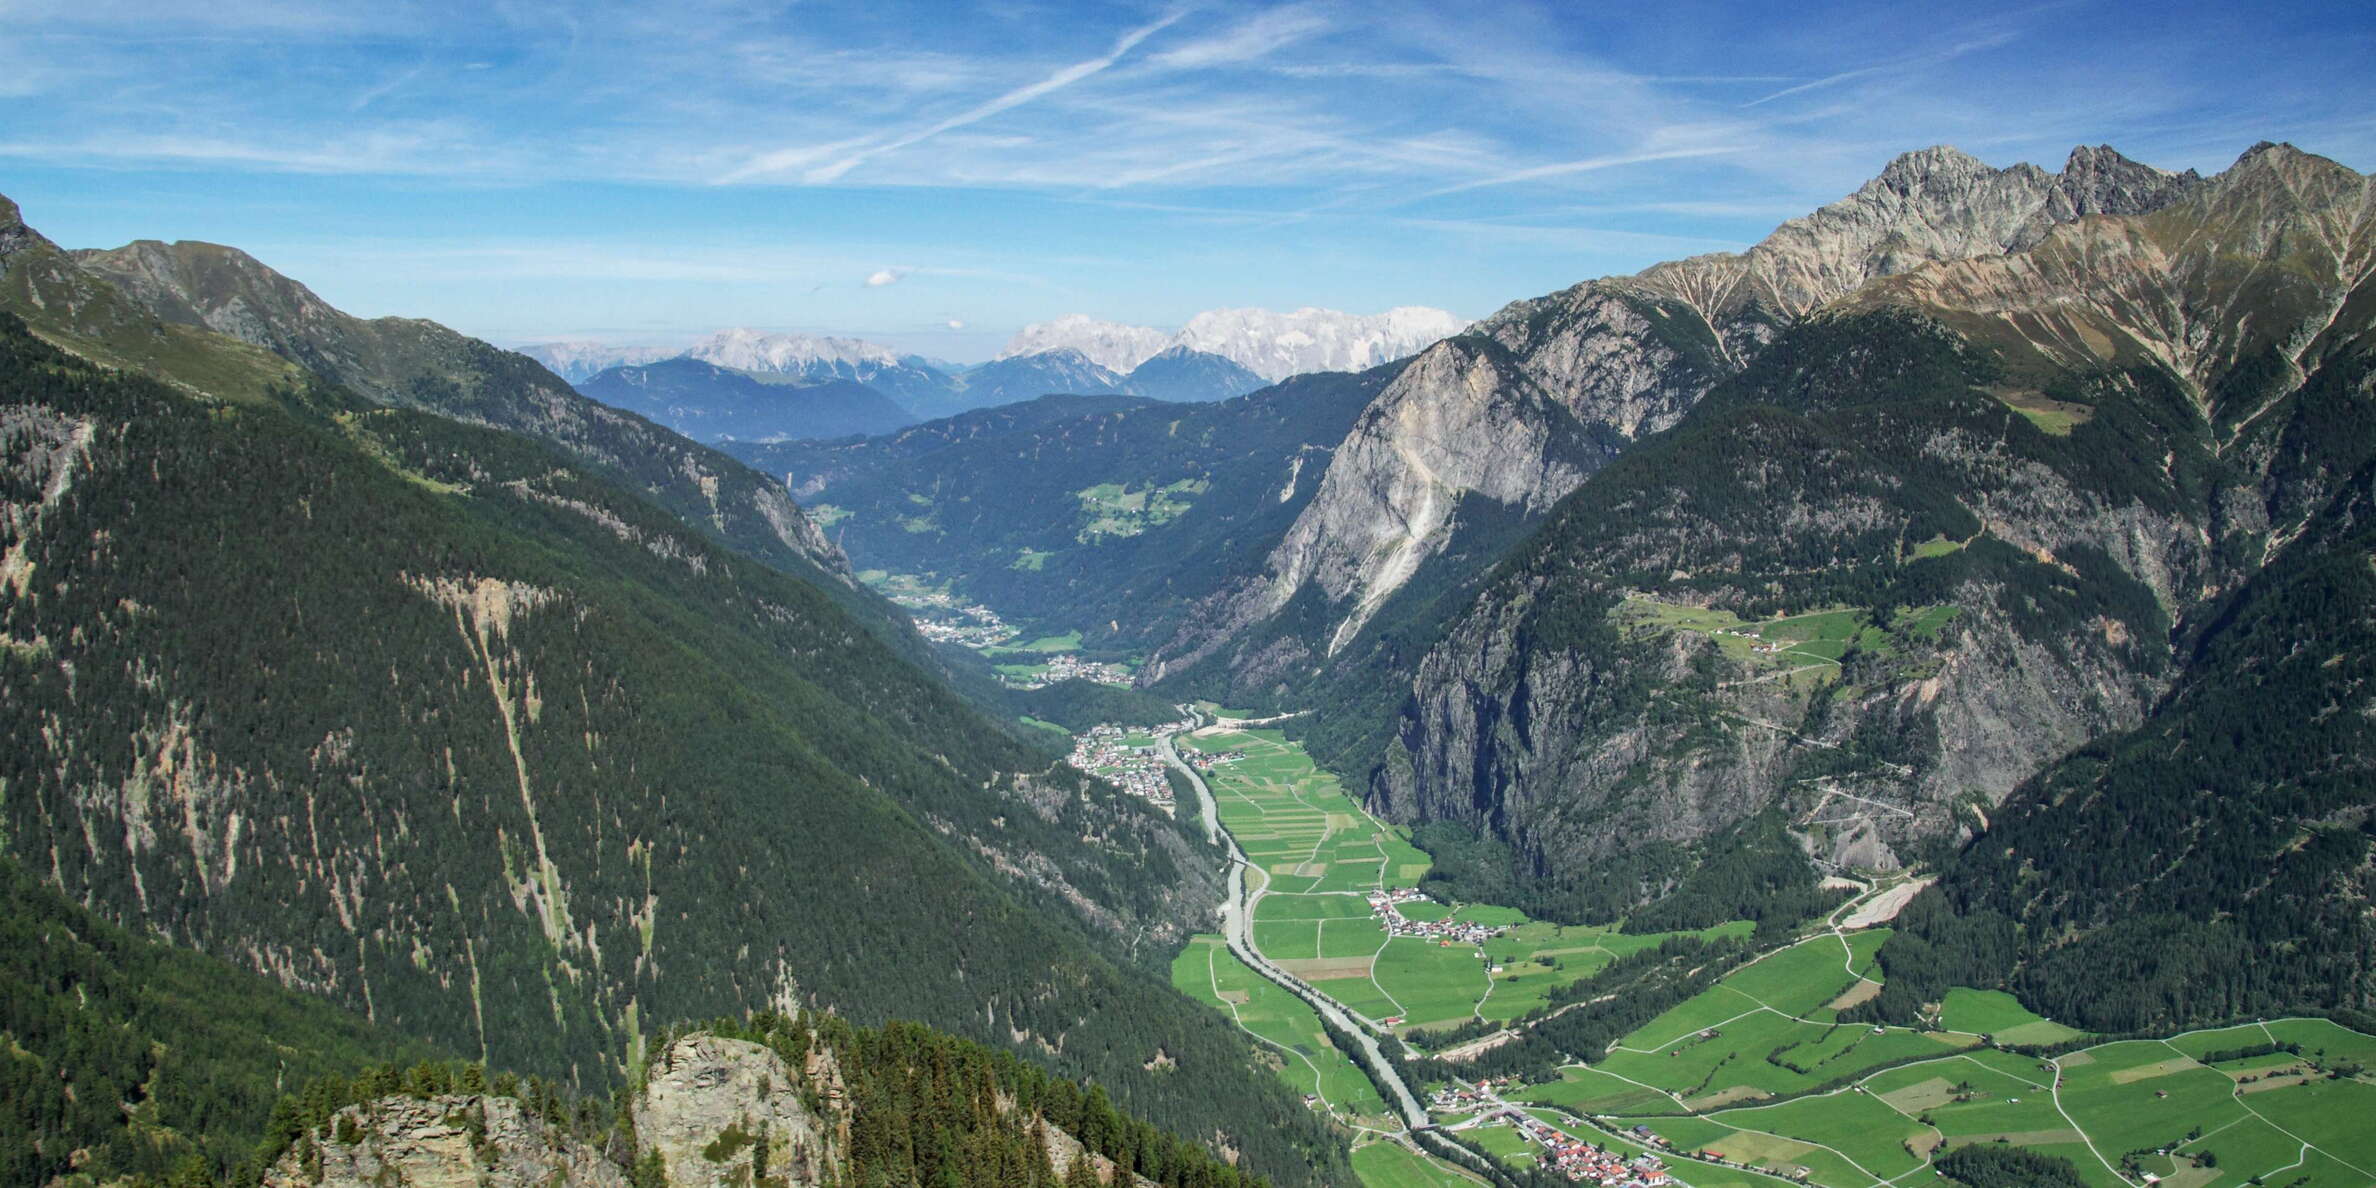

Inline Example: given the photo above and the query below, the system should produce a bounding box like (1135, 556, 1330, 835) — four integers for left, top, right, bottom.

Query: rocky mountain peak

(2056, 144, 2203, 215)
(1866, 144, 2000, 193)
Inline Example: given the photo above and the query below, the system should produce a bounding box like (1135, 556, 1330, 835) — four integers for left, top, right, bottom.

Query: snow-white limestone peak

(685, 327, 905, 373)
(514, 340, 679, 383)
(999, 306, 1471, 383)
(994, 315, 1172, 374)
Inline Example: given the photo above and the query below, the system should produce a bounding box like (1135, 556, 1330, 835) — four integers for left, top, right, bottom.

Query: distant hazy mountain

(1122, 345, 1267, 403)
(578, 357, 916, 441)
(685, 328, 963, 413)
(996, 314, 1172, 374)
(1000, 305, 1469, 382)
(957, 347, 1128, 405)
(512, 339, 677, 382)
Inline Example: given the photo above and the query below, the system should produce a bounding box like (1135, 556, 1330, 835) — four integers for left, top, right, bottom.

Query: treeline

(1935, 1144, 2089, 1188)
(672, 1012, 1275, 1188)
(1408, 812, 1835, 942)
(1013, 679, 1184, 730)
(1415, 933, 1757, 1082)
(0, 856, 445, 1188)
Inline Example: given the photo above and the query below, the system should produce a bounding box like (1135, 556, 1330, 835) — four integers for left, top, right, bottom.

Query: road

(1156, 721, 1432, 1131)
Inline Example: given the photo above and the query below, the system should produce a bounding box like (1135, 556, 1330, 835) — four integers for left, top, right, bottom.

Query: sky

(3, 0, 2372, 361)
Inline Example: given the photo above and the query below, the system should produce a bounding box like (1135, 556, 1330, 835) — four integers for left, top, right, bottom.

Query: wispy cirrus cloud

(9, 0, 2371, 350)
(1742, 31, 2021, 108)
(717, 9, 1184, 185)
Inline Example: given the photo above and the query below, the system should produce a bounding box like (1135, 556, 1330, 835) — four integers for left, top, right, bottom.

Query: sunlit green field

(1184, 726, 1738, 1043)
(1168, 934, 1390, 1123)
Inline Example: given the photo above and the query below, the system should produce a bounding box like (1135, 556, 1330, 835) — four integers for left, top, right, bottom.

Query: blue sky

(4, 0, 2371, 360)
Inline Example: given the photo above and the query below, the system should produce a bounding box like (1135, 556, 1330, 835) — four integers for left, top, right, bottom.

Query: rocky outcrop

(263, 1095, 626, 1188)
(1154, 145, 2202, 679)
(634, 1034, 841, 1188)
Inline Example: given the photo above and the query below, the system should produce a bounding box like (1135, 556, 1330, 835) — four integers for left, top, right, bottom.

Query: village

(1513, 1113, 1675, 1188)
(1366, 886, 1508, 947)
(1064, 724, 1175, 805)
(877, 583, 1020, 649)
(1006, 650, 1134, 689)
(872, 576, 1142, 688)
(1434, 1091, 1676, 1188)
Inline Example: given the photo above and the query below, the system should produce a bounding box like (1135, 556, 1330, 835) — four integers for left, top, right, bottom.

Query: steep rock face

(264, 1095, 626, 1188)
(1157, 146, 2201, 682)
(634, 1035, 841, 1188)
(1376, 146, 2374, 903)
(69, 239, 850, 584)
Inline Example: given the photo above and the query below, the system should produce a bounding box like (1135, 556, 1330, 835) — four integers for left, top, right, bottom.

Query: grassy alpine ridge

(0, 314, 1342, 1186)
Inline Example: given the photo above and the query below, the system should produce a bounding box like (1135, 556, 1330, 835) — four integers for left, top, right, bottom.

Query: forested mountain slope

(1, 856, 445, 1187)
(69, 236, 851, 590)
(1360, 144, 2376, 1020)
(0, 283, 1338, 1180)
(725, 368, 1395, 638)
(575, 358, 916, 442)
(3, 856, 1285, 1188)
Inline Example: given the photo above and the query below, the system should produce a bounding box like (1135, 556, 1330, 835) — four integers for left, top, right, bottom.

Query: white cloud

(719, 10, 1183, 185)
(1409, 144, 1748, 201)
(1149, 6, 1331, 70)
(1742, 32, 2019, 108)
(866, 268, 904, 287)
(946, 319, 966, 330)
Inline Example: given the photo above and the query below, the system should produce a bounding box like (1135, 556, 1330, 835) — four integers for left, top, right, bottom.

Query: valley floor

(1127, 709, 2376, 1188)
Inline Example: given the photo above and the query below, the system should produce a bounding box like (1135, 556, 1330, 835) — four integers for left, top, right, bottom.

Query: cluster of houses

(1025, 652, 1134, 688)
(1366, 887, 1507, 947)
(1065, 725, 1174, 806)
(1427, 1076, 1527, 1113)
(1508, 1113, 1673, 1186)
(892, 589, 1017, 650)
(1183, 746, 1244, 771)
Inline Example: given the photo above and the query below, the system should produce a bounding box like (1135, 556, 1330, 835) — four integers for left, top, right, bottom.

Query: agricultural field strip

(2044, 1052, 2137, 1186)
(2152, 1036, 2376, 1179)
(1677, 1050, 2057, 1188)
(1195, 940, 1343, 1117)
(1630, 1021, 2374, 1188)
(1207, 732, 1491, 1029)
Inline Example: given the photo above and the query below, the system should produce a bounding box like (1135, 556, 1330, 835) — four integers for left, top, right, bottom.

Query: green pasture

(1350, 1140, 1479, 1188)
(1168, 934, 1389, 1122)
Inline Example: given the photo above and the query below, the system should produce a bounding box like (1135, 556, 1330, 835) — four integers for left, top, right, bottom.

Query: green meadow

(1172, 717, 2376, 1188)
(1184, 725, 1738, 1043)
(1169, 934, 1392, 1126)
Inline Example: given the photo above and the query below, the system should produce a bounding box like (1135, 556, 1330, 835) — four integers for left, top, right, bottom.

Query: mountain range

(997, 306, 1471, 381)
(8, 135, 2376, 1188)
(517, 305, 1461, 442)
(745, 141, 2376, 1032)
